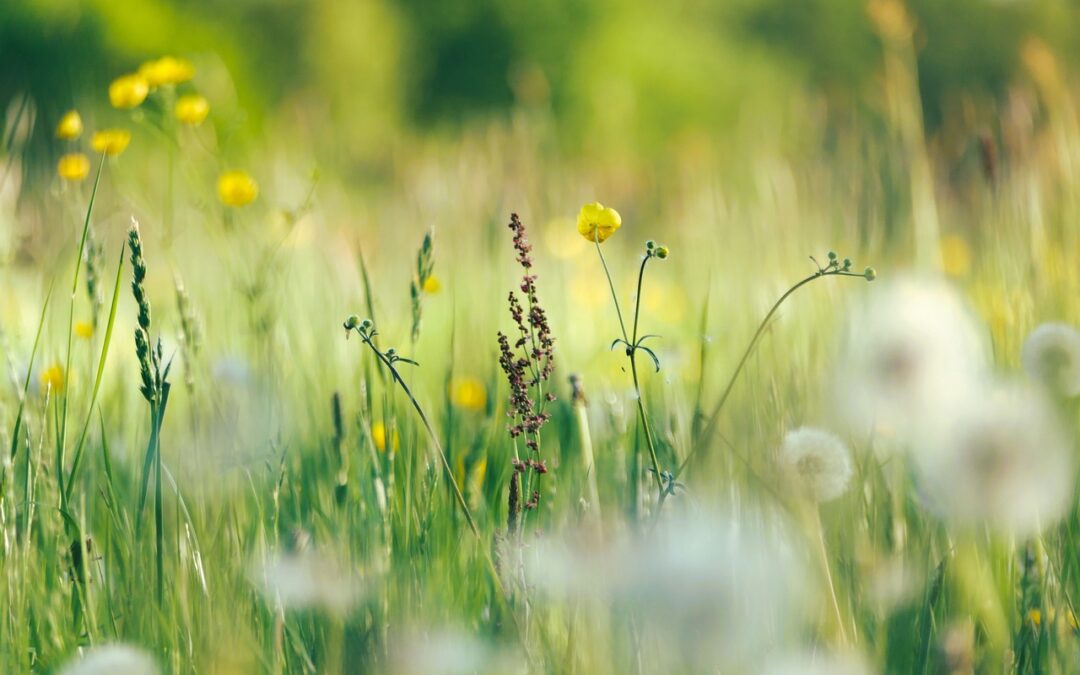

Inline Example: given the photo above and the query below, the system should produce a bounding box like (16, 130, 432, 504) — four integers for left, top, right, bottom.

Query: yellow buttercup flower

(577, 202, 622, 243)
(74, 321, 94, 339)
(422, 275, 441, 294)
(40, 363, 65, 394)
(175, 94, 210, 126)
(371, 422, 400, 453)
(57, 153, 90, 182)
(139, 56, 195, 87)
(108, 74, 150, 109)
(218, 170, 259, 207)
(449, 377, 486, 412)
(91, 129, 132, 157)
(55, 110, 83, 140)
(940, 234, 971, 278)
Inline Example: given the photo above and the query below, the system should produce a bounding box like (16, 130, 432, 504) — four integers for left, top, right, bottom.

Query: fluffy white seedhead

(777, 427, 854, 503)
(1021, 322, 1080, 396)
(526, 509, 810, 671)
(912, 381, 1074, 537)
(58, 644, 159, 675)
(252, 548, 363, 615)
(834, 276, 989, 442)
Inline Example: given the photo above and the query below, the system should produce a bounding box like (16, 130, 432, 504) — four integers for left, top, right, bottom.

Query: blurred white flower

(1021, 322, 1080, 396)
(527, 510, 809, 670)
(763, 650, 874, 675)
(252, 548, 363, 614)
(58, 644, 159, 675)
(387, 627, 521, 675)
(777, 427, 853, 502)
(835, 277, 989, 441)
(912, 382, 1074, 537)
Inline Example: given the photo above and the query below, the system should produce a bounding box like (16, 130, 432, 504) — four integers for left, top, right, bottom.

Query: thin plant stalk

(58, 151, 107, 507)
(677, 262, 872, 478)
(593, 238, 664, 494)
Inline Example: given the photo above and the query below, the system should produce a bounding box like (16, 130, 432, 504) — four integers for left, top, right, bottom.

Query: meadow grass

(4, 47, 1080, 675)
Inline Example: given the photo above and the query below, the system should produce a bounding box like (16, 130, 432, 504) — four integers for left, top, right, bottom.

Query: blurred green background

(3, 0, 1078, 177)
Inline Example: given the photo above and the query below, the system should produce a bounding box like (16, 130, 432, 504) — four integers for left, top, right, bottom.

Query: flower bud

(645, 239, 656, 250)
(343, 314, 360, 330)
(863, 267, 877, 281)
(655, 246, 669, 259)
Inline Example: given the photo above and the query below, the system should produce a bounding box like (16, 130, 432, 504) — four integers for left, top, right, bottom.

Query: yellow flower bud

(138, 56, 195, 87)
(91, 129, 132, 157)
(449, 377, 486, 412)
(55, 110, 83, 140)
(108, 74, 150, 109)
(217, 170, 259, 207)
(57, 153, 90, 182)
(175, 94, 210, 126)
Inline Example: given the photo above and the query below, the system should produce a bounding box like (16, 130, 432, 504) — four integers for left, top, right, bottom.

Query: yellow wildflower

(577, 202, 622, 243)
(218, 170, 258, 207)
(422, 275, 441, 294)
(1028, 609, 1042, 627)
(108, 74, 150, 109)
(57, 153, 90, 182)
(91, 129, 132, 157)
(139, 56, 195, 87)
(450, 377, 486, 412)
(55, 110, 83, 140)
(175, 94, 210, 126)
(371, 422, 399, 453)
(940, 234, 972, 278)
(74, 321, 94, 339)
(40, 364, 65, 394)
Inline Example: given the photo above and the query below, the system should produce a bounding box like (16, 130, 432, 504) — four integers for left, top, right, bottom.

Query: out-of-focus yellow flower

(57, 153, 90, 182)
(74, 321, 94, 339)
(450, 377, 486, 411)
(866, 0, 914, 41)
(55, 110, 83, 140)
(371, 422, 399, 453)
(1028, 609, 1042, 627)
(218, 170, 258, 207)
(175, 94, 210, 126)
(472, 457, 487, 486)
(139, 56, 195, 87)
(91, 129, 132, 156)
(940, 234, 972, 278)
(577, 202, 622, 243)
(40, 363, 65, 394)
(108, 74, 150, 109)
(1021, 37, 1062, 101)
(422, 275, 441, 294)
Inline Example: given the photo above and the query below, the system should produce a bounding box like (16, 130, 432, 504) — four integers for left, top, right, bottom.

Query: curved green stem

(676, 269, 867, 478)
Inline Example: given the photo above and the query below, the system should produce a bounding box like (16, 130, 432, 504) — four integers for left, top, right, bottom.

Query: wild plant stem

(58, 152, 107, 512)
(677, 269, 867, 478)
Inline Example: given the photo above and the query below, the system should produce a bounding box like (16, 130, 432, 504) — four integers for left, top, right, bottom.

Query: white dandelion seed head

(251, 548, 364, 615)
(526, 509, 810, 670)
(58, 644, 159, 675)
(777, 427, 853, 503)
(834, 276, 989, 440)
(911, 381, 1074, 537)
(1021, 322, 1080, 396)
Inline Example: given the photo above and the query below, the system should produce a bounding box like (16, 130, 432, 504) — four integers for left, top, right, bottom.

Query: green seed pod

(655, 246, 669, 259)
(344, 314, 360, 330)
(863, 267, 877, 281)
(645, 239, 656, 250)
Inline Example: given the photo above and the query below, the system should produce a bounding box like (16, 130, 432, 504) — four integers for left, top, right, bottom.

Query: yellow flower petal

(139, 56, 195, 87)
(55, 110, 83, 140)
(218, 170, 259, 207)
(371, 422, 400, 453)
(422, 275, 441, 294)
(74, 321, 94, 339)
(449, 377, 486, 411)
(57, 153, 90, 182)
(108, 74, 150, 109)
(576, 201, 622, 243)
(40, 364, 65, 394)
(91, 129, 132, 157)
(175, 94, 210, 126)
